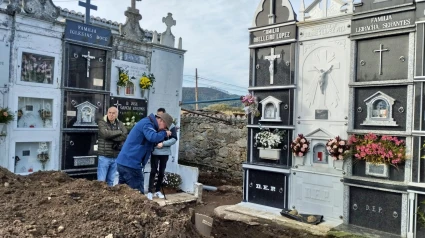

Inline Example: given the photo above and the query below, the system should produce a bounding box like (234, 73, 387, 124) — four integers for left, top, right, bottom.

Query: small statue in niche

(372, 100, 388, 118)
(265, 103, 275, 119)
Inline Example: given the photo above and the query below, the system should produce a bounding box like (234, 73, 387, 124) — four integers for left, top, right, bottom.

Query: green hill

(182, 87, 243, 110)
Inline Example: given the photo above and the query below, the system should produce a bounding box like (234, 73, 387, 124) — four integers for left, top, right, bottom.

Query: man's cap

(156, 113, 173, 129)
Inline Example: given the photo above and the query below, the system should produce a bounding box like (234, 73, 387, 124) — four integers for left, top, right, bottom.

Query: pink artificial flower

(339, 141, 346, 146)
(333, 145, 338, 149)
(2, 112, 7, 117)
(301, 148, 305, 152)
(298, 152, 304, 156)
(300, 139, 306, 143)
(303, 144, 308, 148)
(338, 148, 343, 153)
(338, 155, 344, 160)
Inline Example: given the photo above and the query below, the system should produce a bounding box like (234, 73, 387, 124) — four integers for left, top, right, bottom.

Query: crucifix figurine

(314, 65, 333, 94)
(79, 0, 98, 24)
(82, 51, 96, 78)
(264, 48, 281, 84)
(373, 44, 389, 75)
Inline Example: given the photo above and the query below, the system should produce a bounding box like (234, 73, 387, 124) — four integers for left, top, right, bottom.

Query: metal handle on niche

(70, 141, 74, 146)
(357, 107, 363, 113)
(398, 107, 404, 113)
(282, 145, 288, 150)
(284, 104, 289, 110)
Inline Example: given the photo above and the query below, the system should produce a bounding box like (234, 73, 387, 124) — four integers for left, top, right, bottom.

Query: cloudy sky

(53, 0, 305, 95)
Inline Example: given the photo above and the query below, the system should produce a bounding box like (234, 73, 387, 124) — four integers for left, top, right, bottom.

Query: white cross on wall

(264, 48, 281, 84)
(82, 51, 96, 78)
(113, 100, 122, 108)
(373, 44, 389, 75)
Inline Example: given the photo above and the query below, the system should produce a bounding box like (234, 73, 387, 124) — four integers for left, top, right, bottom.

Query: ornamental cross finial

(78, 0, 97, 24)
(163, 13, 176, 34)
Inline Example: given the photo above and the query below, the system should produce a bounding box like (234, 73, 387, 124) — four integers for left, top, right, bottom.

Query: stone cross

(264, 48, 280, 84)
(163, 13, 176, 34)
(78, 0, 97, 24)
(82, 51, 96, 78)
(373, 44, 389, 75)
(268, 0, 275, 24)
(131, 0, 142, 9)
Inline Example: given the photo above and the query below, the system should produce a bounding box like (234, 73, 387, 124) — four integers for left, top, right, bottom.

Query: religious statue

(314, 65, 333, 94)
(81, 107, 93, 123)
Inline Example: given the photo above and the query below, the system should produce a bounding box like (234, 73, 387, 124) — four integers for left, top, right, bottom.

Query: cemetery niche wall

(345, 0, 415, 236)
(291, 0, 353, 224)
(243, 0, 297, 210)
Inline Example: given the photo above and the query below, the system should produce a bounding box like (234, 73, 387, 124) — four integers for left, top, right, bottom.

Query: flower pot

(333, 159, 344, 170)
(365, 162, 389, 178)
(258, 147, 281, 160)
(294, 156, 305, 166)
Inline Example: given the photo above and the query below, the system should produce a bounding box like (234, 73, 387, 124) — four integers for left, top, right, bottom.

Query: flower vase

(0, 123, 6, 136)
(333, 159, 344, 170)
(294, 156, 305, 166)
(141, 89, 148, 98)
(117, 86, 121, 95)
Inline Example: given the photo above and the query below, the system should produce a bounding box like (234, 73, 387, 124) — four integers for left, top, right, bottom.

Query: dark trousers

(148, 154, 168, 193)
(117, 164, 144, 194)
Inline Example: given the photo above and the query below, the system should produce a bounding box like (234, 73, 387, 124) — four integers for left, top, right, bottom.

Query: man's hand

(156, 142, 164, 149)
(166, 130, 172, 137)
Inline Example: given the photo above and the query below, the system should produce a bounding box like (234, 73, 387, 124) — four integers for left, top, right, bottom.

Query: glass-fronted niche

(19, 50, 55, 85)
(17, 97, 54, 129)
(14, 141, 53, 173)
(65, 44, 107, 90)
(63, 92, 106, 128)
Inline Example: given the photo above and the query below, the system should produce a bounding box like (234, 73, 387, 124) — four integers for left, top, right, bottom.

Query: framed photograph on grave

(63, 92, 106, 128)
(13, 141, 54, 174)
(65, 44, 107, 90)
(17, 97, 54, 129)
(17, 49, 59, 87)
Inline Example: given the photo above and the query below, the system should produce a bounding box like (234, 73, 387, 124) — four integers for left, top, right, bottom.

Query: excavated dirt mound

(0, 167, 200, 238)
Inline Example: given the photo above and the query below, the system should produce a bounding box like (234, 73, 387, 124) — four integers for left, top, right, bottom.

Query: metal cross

(113, 100, 122, 108)
(79, 0, 98, 24)
(82, 51, 96, 78)
(264, 48, 281, 84)
(373, 44, 389, 75)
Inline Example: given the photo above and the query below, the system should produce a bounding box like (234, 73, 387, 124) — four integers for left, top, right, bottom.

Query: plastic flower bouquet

(349, 133, 407, 168)
(326, 136, 350, 160)
(0, 107, 14, 124)
(254, 128, 286, 149)
(117, 67, 130, 87)
(240, 93, 260, 117)
(140, 73, 155, 90)
(291, 134, 310, 157)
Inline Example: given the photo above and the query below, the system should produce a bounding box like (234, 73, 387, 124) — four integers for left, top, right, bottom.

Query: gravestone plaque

(62, 132, 98, 170)
(64, 20, 112, 47)
(354, 86, 407, 131)
(247, 169, 289, 209)
(0, 43, 10, 87)
(123, 52, 147, 64)
(253, 90, 294, 126)
(249, 25, 296, 47)
(349, 186, 402, 235)
(110, 97, 147, 122)
(356, 34, 409, 82)
(63, 92, 106, 128)
(352, 11, 414, 36)
(315, 110, 328, 120)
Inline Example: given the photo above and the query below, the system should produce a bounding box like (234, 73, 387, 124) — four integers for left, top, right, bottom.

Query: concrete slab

(215, 202, 342, 237)
(152, 192, 197, 207)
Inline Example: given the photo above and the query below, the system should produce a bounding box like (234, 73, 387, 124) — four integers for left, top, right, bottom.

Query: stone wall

(178, 113, 247, 180)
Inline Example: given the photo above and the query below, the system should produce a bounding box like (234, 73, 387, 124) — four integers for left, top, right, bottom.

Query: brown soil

(0, 167, 322, 238)
(0, 168, 199, 238)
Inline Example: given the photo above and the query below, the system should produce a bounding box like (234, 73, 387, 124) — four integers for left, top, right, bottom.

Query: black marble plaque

(353, 0, 414, 15)
(64, 44, 107, 90)
(356, 34, 409, 82)
(63, 92, 106, 128)
(246, 168, 289, 209)
(254, 44, 295, 87)
(352, 155, 405, 182)
(354, 86, 407, 131)
(252, 90, 294, 126)
(349, 186, 402, 235)
(61, 132, 98, 170)
(249, 128, 292, 167)
(110, 97, 147, 122)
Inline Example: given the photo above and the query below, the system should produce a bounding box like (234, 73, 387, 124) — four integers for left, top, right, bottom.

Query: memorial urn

(141, 89, 148, 99)
(117, 86, 121, 95)
(333, 159, 344, 170)
(258, 147, 281, 160)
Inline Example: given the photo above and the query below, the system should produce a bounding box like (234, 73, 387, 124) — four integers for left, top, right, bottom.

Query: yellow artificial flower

(140, 76, 152, 89)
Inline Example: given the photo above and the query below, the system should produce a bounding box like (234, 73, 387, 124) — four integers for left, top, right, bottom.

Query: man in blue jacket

(116, 112, 173, 194)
